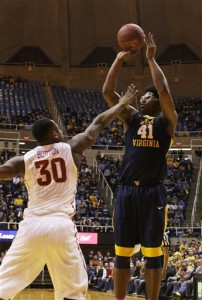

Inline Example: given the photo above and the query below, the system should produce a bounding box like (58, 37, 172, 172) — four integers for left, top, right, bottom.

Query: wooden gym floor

(13, 288, 146, 299)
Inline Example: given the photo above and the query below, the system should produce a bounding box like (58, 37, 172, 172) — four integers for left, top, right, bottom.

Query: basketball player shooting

(102, 32, 178, 300)
(0, 85, 137, 300)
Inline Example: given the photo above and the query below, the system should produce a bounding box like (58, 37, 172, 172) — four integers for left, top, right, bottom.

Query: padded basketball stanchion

(193, 273, 202, 300)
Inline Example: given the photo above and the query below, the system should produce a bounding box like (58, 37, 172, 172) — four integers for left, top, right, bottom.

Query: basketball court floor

(13, 289, 145, 299)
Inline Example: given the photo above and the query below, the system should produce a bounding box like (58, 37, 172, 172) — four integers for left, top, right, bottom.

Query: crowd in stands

(52, 86, 202, 143)
(77, 239, 202, 299)
(157, 239, 202, 299)
(0, 75, 52, 130)
(174, 97, 202, 136)
(53, 86, 202, 140)
(73, 156, 112, 232)
(0, 148, 27, 227)
(54, 86, 125, 149)
(0, 78, 202, 140)
(165, 153, 193, 229)
(61, 108, 125, 149)
(0, 108, 52, 130)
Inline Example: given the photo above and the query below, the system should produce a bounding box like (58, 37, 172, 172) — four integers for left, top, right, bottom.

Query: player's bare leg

(113, 267, 130, 299)
(145, 268, 162, 300)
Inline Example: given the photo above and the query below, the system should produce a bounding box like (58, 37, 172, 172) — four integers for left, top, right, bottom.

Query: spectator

(87, 260, 97, 285)
(133, 261, 145, 296)
(127, 259, 141, 295)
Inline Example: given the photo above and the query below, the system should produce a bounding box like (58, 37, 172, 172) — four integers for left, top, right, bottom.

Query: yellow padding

(141, 245, 163, 257)
(115, 245, 134, 257)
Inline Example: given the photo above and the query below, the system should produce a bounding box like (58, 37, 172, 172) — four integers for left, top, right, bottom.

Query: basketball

(117, 23, 145, 50)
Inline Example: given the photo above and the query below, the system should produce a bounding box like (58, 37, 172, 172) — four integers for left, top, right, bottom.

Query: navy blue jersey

(119, 113, 171, 185)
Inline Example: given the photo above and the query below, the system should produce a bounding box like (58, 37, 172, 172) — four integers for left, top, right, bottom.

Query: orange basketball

(117, 23, 145, 50)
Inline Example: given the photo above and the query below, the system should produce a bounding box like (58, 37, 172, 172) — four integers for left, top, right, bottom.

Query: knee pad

(145, 256, 162, 269)
(114, 255, 130, 269)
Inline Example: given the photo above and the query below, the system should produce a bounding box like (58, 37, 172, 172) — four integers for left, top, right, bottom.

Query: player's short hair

(144, 85, 159, 99)
(32, 118, 54, 143)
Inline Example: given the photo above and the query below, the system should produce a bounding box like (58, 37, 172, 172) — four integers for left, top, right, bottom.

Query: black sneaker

(158, 295, 172, 300)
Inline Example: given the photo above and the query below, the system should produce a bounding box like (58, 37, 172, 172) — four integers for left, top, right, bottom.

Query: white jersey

(23, 142, 78, 217)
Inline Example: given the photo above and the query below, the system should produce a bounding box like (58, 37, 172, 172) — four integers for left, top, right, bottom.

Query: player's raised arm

(102, 51, 135, 106)
(69, 84, 138, 156)
(102, 51, 139, 125)
(145, 33, 178, 138)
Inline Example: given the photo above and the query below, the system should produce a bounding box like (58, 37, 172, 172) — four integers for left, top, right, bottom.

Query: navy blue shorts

(114, 183, 168, 258)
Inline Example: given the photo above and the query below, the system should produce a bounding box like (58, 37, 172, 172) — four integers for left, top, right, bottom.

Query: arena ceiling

(138, 0, 202, 65)
(68, 0, 202, 66)
(0, 0, 201, 67)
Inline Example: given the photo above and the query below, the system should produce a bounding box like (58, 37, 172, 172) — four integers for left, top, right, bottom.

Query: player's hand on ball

(145, 32, 156, 60)
(117, 49, 139, 62)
